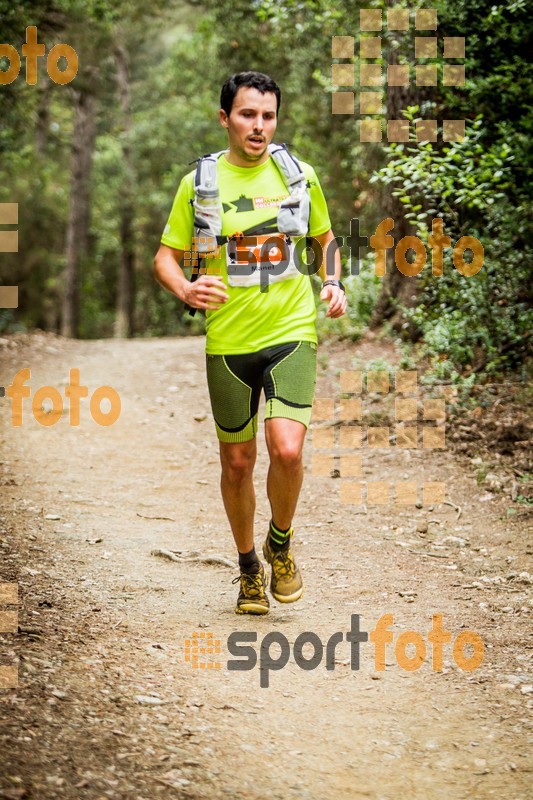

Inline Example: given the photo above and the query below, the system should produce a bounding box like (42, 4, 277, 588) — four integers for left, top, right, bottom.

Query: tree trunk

(114, 40, 136, 339)
(35, 79, 50, 157)
(61, 88, 97, 338)
(371, 5, 421, 330)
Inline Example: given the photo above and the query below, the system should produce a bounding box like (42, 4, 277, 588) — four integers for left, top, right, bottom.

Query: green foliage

(371, 110, 532, 377)
(374, 114, 514, 233)
(315, 256, 381, 343)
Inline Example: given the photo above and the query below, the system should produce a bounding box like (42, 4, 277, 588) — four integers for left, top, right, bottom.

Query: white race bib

(226, 233, 300, 289)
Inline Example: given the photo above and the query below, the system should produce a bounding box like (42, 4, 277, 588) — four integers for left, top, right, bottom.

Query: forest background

(0, 0, 531, 386)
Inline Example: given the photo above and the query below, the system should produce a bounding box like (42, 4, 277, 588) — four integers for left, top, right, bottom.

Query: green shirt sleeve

(160, 170, 195, 250)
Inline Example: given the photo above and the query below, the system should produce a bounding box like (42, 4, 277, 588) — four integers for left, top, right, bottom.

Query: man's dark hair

(220, 71, 281, 116)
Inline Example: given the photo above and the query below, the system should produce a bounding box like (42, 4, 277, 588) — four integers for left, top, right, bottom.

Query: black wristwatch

(322, 279, 345, 292)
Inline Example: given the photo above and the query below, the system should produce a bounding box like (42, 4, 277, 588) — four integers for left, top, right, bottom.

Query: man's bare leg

(264, 417, 307, 530)
(262, 417, 307, 602)
(219, 438, 257, 553)
(220, 437, 270, 615)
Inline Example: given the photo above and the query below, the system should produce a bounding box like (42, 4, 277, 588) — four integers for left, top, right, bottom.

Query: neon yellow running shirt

(160, 153, 331, 355)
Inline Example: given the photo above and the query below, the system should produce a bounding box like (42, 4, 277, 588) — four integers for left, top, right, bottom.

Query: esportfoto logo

(184, 614, 484, 687)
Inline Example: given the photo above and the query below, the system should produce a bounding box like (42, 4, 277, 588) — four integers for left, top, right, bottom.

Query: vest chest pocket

(226, 233, 300, 288)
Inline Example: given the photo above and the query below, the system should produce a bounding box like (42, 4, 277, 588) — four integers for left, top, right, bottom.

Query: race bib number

(226, 234, 300, 289)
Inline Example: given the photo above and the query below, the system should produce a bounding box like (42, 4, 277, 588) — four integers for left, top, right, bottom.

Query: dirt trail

(0, 332, 531, 800)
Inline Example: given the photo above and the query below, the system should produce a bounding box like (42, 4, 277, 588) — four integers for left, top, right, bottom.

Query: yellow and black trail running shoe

(232, 564, 270, 615)
(263, 532, 304, 603)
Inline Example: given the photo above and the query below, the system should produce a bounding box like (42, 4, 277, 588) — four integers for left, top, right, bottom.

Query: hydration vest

(191, 142, 311, 253)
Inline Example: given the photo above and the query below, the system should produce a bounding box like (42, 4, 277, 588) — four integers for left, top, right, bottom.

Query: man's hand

(183, 275, 229, 311)
(313, 229, 347, 318)
(153, 245, 229, 310)
(320, 283, 347, 318)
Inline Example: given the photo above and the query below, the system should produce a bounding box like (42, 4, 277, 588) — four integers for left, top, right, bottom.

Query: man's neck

(224, 150, 270, 168)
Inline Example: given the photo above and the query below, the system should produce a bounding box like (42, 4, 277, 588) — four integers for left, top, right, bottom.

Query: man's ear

(219, 109, 229, 128)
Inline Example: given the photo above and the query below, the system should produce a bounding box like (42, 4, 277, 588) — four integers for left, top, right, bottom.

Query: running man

(153, 71, 346, 615)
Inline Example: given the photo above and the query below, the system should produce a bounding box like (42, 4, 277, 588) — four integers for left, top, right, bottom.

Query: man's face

(220, 86, 278, 166)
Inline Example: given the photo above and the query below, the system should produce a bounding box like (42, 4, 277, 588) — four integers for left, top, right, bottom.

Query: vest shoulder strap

(267, 143, 306, 188)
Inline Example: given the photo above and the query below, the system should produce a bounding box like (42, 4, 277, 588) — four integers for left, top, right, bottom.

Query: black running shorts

(205, 340, 317, 442)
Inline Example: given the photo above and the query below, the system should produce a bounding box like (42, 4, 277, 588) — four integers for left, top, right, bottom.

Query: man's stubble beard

(239, 144, 268, 163)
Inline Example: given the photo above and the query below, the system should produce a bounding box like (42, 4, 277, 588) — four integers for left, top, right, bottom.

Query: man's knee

(220, 441, 256, 483)
(269, 439, 303, 469)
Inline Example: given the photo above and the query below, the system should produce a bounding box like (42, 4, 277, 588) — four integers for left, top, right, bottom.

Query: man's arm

(153, 244, 228, 311)
(312, 229, 347, 319)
